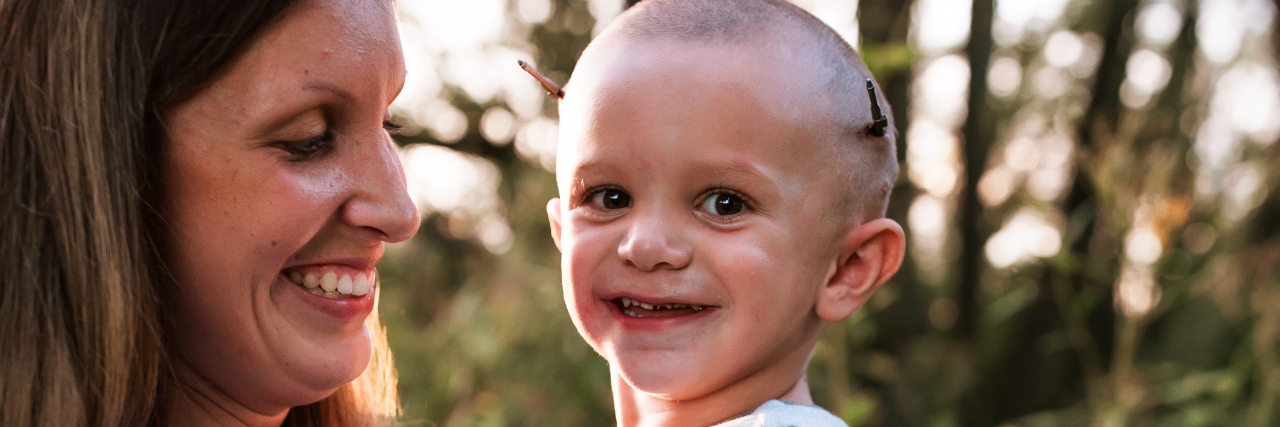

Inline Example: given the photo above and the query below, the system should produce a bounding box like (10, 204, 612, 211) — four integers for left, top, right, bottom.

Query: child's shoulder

(713, 400, 849, 427)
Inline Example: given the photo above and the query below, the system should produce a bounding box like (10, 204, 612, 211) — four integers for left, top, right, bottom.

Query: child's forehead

(565, 36, 842, 133)
(579, 36, 818, 93)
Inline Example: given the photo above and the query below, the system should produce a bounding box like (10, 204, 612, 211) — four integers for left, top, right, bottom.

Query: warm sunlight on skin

(547, 34, 906, 427)
(159, 0, 419, 424)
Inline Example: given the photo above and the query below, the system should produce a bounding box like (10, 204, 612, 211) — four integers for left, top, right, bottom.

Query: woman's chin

(284, 331, 374, 400)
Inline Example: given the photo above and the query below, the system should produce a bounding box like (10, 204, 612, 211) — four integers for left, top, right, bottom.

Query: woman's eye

(701, 192, 745, 216)
(383, 119, 403, 134)
(589, 188, 632, 210)
(279, 132, 334, 159)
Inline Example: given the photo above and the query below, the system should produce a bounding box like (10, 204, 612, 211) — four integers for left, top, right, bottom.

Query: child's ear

(547, 198, 564, 251)
(816, 218, 906, 322)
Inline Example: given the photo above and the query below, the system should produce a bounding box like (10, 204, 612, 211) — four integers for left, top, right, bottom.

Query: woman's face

(160, 0, 418, 414)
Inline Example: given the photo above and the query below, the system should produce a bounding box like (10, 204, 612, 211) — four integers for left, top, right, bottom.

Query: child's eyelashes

(697, 189, 753, 219)
(573, 185, 753, 221)
(583, 186, 632, 210)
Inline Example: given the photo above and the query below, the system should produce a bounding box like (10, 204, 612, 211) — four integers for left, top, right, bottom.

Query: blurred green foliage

(380, 0, 1280, 426)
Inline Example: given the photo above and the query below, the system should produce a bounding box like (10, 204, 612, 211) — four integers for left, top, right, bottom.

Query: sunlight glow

(517, 0, 553, 25)
(1120, 49, 1172, 108)
(908, 195, 950, 282)
(1123, 227, 1163, 266)
(588, 0, 624, 35)
(984, 208, 1063, 268)
(988, 56, 1023, 97)
(1137, 2, 1183, 47)
(912, 0, 972, 54)
(993, 0, 1071, 46)
(978, 166, 1017, 207)
(790, 0, 861, 48)
(1214, 63, 1280, 145)
(914, 55, 971, 126)
(400, 145, 501, 216)
(1116, 264, 1161, 317)
(1043, 30, 1083, 68)
(515, 118, 559, 171)
(480, 107, 518, 145)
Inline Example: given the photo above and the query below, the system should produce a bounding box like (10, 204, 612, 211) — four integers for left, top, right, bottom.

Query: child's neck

(610, 367, 814, 427)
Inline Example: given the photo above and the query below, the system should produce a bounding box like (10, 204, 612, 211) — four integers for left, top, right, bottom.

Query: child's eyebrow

(566, 161, 610, 196)
(705, 163, 772, 182)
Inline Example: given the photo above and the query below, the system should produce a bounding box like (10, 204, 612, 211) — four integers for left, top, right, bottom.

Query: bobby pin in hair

(866, 78, 889, 137)
(518, 60, 565, 99)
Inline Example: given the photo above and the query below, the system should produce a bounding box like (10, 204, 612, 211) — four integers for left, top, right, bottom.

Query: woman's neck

(165, 362, 290, 427)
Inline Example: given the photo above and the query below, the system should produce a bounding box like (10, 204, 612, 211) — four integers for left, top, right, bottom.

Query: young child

(543, 0, 906, 425)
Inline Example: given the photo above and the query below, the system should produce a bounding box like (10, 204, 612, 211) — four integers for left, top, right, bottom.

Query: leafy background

(375, 0, 1280, 425)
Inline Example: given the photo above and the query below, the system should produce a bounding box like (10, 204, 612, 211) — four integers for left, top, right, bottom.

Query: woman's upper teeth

(286, 269, 374, 297)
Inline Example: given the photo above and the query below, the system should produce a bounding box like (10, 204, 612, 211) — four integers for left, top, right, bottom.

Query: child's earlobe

(547, 198, 564, 251)
(815, 218, 906, 322)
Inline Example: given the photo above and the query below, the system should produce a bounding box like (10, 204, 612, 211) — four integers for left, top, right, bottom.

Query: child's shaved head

(547, 2, 908, 424)
(587, 0, 899, 224)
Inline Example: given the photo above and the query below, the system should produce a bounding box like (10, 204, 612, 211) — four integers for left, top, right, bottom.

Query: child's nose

(617, 213, 691, 272)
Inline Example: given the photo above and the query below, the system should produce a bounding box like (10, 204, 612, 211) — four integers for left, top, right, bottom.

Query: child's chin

(615, 355, 717, 399)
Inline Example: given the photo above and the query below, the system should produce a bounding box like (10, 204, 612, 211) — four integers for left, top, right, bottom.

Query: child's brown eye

(702, 193, 744, 216)
(590, 188, 632, 210)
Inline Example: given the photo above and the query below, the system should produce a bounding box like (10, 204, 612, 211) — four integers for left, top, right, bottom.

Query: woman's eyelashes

(278, 131, 335, 159)
(382, 119, 402, 134)
(277, 119, 401, 160)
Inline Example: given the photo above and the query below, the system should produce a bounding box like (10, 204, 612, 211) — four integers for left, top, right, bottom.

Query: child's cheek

(561, 224, 617, 348)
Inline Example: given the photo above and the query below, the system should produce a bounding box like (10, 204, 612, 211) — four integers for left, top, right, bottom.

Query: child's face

(550, 39, 851, 399)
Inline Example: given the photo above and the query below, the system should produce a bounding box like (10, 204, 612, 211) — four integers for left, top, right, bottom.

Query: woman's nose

(342, 134, 421, 243)
(617, 209, 692, 272)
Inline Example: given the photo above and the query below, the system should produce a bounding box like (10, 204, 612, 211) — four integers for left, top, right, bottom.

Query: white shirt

(713, 400, 849, 427)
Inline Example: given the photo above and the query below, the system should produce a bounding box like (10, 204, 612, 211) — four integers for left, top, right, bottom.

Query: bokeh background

(375, 0, 1280, 425)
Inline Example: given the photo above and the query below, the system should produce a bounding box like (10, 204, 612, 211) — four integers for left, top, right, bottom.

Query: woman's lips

(278, 267, 377, 322)
(282, 266, 375, 299)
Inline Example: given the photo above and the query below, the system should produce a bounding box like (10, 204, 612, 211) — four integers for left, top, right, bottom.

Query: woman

(0, 0, 419, 425)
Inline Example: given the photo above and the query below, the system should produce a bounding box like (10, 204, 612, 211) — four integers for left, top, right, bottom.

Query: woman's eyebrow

(302, 83, 354, 101)
(246, 84, 346, 139)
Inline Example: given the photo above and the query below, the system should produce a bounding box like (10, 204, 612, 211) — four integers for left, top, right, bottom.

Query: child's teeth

(303, 273, 320, 289)
(337, 274, 353, 294)
(353, 273, 369, 296)
(288, 271, 303, 285)
(310, 288, 324, 296)
(639, 302, 655, 310)
(320, 272, 338, 292)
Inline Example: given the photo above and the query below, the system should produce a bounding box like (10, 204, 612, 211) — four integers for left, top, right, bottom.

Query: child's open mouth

(613, 296, 715, 318)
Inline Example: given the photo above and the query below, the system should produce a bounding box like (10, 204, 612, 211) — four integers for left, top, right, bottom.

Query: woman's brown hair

(0, 0, 398, 425)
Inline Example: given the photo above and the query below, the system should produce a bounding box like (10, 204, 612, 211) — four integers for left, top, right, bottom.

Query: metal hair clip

(518, 59, 564, 99)
(866, 78, 889, 137)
